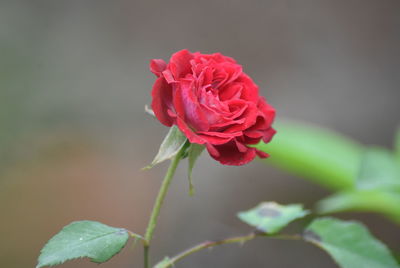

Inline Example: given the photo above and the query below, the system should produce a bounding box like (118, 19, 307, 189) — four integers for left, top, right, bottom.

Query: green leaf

(37, 221, 131, 268)
(304, 217, 400, 268)
(255, 120, 363, 190)
(356, 148, 400, 192)
(145, 126, 188, 169)
(154, 257, 172, 268)
(238, 202, 309, 234)
(316, 190, 400, 224)
(187, 143, 205, 196)
(316, 148, 400, 223)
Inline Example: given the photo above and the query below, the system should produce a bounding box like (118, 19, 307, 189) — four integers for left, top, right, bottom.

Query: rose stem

(143, 145, 187, 268)
(160, 233, 302, 267)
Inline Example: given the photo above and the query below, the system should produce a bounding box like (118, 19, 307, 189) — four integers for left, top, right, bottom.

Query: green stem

(168, 233, 256, 266)
(144, 246, 150, 268)
(143, 146, 186, 268)
(160, 232, 301, 267)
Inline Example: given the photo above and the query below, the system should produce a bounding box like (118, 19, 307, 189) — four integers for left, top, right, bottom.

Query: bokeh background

(1, 1, 399, 267)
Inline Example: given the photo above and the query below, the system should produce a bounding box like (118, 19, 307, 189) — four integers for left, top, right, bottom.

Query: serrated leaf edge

(36, 221, 131, 268)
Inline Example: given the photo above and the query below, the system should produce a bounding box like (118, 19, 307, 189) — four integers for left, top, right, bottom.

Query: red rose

(150, 49, 276, 165)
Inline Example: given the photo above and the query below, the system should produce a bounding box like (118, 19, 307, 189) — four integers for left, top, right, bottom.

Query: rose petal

(151, 77, 174, 126)
(194, 52, 237, 64)
(210, 118, 245, 129)
(213, 63, 242, 88)
(224, 102, 258, 132)
(176, 117, 206, 144)
(198, 134, 233, 145)
(219, 83, 243, 101)
(256, 150, 269, 158)
(169, 49, 193, 79)
(237, 73, 259, 102)
(243, 135, 262, 145)
(234, 139, 248, 153)
(244, 130, 264, 138)
(150, 59, 167, 77)
(174, 80, 210, 131)
(207, 141, 257, 166)
(197, 130, 242, 138)
(258, 97, 276, 127)
(162, 69, 176, 84)
(206, 143, 220, 158)
(262, 127, 276, 143)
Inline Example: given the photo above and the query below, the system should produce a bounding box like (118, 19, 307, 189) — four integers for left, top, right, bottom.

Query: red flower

(150, 49, 276, 165)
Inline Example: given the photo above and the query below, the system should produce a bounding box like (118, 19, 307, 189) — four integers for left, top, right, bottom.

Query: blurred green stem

(143, 146, 186, 268)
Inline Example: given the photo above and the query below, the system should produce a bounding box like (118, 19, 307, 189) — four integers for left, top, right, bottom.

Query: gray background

(1, 0, 399, 267)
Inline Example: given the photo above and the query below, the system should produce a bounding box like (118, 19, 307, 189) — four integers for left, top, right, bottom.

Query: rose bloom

(150, 49, 276, 165)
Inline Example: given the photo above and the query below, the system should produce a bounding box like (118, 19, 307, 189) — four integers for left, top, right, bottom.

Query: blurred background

(1, 0, 399, 267)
